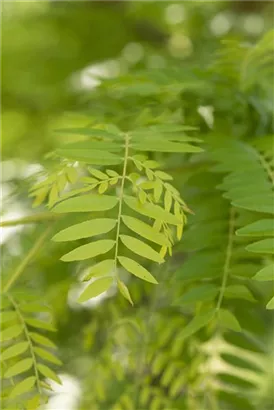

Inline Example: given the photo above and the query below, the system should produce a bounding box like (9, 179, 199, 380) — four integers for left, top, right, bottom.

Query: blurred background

(1, 1, 273, 409)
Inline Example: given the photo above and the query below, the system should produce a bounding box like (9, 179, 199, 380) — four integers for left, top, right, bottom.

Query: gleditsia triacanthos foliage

(1, 291, 61, 409)
(31, 124, 203, 305)
(1, 27, 273, 410)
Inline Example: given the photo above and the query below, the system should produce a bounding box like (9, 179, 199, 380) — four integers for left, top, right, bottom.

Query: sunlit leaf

(52, 219, 117, 242)
(120, 235, 164, 264)
(61, 239, 115, 262)
(78, 277, 113, 303)
(118, 256, 158, 284)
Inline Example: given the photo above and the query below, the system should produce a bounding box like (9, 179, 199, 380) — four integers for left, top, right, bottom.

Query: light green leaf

(154, 179, 163, 202)
(56, 149, 123, 165)
(1, 325, 23, 342)
(174, 285, 219, 306)
(89, 168, 108, 180)
(98, 181, 108, 194)
(118, 280, 134, 305)
(106, 169, 119, 177)
(266, 296, 274, 309)
(66, 167, 78, 184)
(224, 285, 256, 302)
(122, 215, 170, 246)
(132, 141, 203, 153)
(154, 171, 173, 181)
(236, 219, 274, 237)
(1, 311, 18, 323)
(253, 264, 274, 281)
(25, 318, 56, 332)
(82, 260, 115, 281)
(52, 194, 118, 213)
(164, 190, 172, 212)
(4, 359, 33, 378)
(9, 376, 36, 399)
(246, 238, 274, 254)
(58, 140, 122, 153)
(57, 174, 67, 192)
(29, 332, 57, 349)
(124, 196, 181, 225)
(20, 303, 51, 313)
(37, 364, 62, 384)
(218, 309, 242, 332)
(55, 128, 122, 139)
(2, 342, 29, 361)
(177, 310, 214, 341)
(120, 235, 164, 264)
(143, 160, 160, 169)
(34, 347, 62, 365)
(61, 239, 115, 262)
(118, 256, 158, 284)
(52, 219, 117, 242)
(48, 184, 59, 208)
(78, 277, 113, 303)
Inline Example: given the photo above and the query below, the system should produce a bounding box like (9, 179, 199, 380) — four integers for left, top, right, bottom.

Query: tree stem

(3, 226, 52, 293)
(0, 212, 59, 227)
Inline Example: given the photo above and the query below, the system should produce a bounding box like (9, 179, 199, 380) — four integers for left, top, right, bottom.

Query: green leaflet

(118, 256, 158, 284)
(89, 168, 108, 180)
(57, 149, 123, 165)
(232, 194, 274, 214)
(25, 318, 57, 332)
(154, 171, 173, 181)
(78, 277, 113, 303)
(177, 310, 215, 341)
(57, 140, 123, 153)
(54, 128, 122, 139)
(52, 219, 117, 242)
(124, 196, 181, 225)
(20, 303, 51, 314)
(52, 194, 118, 213)
(4, 359, 33, 379)
(61, 239, 115, 262)
(120, 235, 164, 264)
(1, 311, 17, 323)
(131, 141, 203, 153)
(34, 347, 62, 365)
(9, 376, 36, 399)
(266, 296, 274, 310)
(236, 219, 274, 237)
(122, 215, 170, 246)
(218, 309, 242, 332)
(117, 279, 134, 305)
(37, 364, 62, 384)
(1, 325, 23, 342)
(173, 285, 219, 306)
(253, 264, 274, 281)
(82, 260, 115, 281)
(2, 342, 29, 361)
(246, 238, 274, 254)
(29, 332, 57, 349)
(224, 285, 256, 302)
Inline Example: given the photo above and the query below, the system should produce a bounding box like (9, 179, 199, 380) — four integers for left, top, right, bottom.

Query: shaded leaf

(178, 310, 214, 341)
(224, 285, 256, 302)
(218, 309, 242, 332)
(174, 285, 218, 306)
(253, 264, 274, 281)
(236, 219, 274, 237)
(25, 318, 56, 332)
(246, 238, 274, 254)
